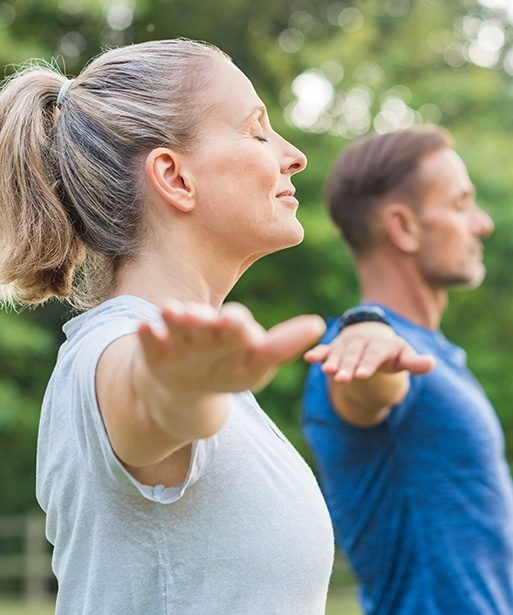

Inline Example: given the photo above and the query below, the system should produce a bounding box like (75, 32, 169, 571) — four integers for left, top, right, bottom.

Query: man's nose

(473, 205, 494, 238)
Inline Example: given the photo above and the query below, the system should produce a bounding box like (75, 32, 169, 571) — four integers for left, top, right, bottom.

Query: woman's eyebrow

(241, 104, 267, 126)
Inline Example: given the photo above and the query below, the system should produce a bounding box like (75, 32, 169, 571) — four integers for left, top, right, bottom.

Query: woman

(0, 40, 334, 613)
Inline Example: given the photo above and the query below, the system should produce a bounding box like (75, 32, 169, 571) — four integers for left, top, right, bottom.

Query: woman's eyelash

(255, 136, 268, 142)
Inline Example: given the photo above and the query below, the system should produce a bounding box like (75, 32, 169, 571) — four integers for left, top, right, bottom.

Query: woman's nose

(281, 140, 307, 175)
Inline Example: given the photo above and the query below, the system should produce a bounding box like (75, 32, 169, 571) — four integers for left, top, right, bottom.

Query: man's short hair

(326, 126, 452, 255)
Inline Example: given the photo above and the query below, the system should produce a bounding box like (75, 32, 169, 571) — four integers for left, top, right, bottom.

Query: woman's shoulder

(64, 295, 159, 338)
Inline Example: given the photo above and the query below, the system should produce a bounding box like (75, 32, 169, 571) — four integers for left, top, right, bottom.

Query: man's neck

(357, 256, 447, 330)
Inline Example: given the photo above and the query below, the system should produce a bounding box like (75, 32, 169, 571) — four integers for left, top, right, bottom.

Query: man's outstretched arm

(304, 322, 434, 427)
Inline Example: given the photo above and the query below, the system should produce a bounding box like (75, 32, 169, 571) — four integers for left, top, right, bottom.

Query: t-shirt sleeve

(383, 371, 422, 431)
(66, 319, 220, 503)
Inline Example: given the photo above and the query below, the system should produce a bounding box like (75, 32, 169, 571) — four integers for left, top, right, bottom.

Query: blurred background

(1, 0, 513, 613)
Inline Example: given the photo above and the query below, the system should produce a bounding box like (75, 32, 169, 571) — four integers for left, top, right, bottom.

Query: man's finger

(396, 348, 435, 374)
(304, 344, 331, 363)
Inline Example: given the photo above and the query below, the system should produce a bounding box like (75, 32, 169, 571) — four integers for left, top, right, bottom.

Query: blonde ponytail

(0, 67, 85, 305)
(0, 40, 227, 309)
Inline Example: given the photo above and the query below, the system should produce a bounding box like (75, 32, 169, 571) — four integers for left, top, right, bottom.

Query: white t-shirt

(36, 295, 334, 614)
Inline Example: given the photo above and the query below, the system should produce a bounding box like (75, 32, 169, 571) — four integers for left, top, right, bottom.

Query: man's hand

(305, 322, 434, 381)
(304, 322, 434, 426)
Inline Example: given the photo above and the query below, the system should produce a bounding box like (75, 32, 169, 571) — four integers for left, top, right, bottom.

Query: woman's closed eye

(251, 119, 269, 142)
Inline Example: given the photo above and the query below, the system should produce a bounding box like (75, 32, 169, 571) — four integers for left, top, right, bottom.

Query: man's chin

(469, 264, 487, 288)
(450, 266, 486, 290)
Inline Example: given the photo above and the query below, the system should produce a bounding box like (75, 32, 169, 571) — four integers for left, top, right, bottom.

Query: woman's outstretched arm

(96, 301, 325, 475)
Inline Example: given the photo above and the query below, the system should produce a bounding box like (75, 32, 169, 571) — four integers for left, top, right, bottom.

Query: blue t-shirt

(302, 305, 513, 615)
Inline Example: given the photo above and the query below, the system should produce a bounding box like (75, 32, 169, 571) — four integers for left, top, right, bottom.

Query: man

(302, 126, 513, 614)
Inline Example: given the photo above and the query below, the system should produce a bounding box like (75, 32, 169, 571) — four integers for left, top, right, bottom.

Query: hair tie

(56, 78, 75, 108)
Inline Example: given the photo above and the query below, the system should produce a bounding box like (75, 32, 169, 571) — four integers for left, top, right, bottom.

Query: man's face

(414, 148, 494, 289)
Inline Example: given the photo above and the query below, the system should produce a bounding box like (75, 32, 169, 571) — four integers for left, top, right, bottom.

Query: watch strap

(338, 306, 391, 332)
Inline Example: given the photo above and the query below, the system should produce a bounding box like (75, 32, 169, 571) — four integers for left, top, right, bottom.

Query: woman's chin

(281, 220, 304, 247)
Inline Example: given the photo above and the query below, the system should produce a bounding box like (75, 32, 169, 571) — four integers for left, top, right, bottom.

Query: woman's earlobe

(145, 147, 196, 213)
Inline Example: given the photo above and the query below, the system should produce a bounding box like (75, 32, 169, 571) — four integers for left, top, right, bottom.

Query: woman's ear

(145, 147, 196, 213)
(380, 202, 420, 253)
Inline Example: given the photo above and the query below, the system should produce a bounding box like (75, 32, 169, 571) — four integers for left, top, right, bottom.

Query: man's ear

(380, 202, 420, 253)
(145, 147, 195, 213)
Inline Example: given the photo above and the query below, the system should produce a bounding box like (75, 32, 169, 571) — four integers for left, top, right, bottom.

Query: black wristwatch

(338, 306, 391, 333)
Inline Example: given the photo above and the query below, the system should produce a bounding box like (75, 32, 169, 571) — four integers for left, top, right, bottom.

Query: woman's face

(186, 57, 307, 265)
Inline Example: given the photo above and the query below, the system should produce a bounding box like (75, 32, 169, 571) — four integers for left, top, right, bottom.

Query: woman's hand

(138, 300, 326, 395)
(99, 301, 325, 469)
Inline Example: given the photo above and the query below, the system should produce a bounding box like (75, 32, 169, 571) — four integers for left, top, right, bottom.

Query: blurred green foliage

(0, 306, 65, 513)
(1, 0, 513, 513)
